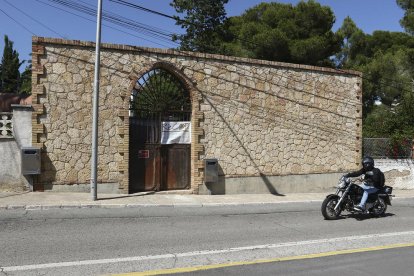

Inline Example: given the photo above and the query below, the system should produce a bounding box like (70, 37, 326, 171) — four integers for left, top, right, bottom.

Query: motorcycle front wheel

(321, 195, 342, 220)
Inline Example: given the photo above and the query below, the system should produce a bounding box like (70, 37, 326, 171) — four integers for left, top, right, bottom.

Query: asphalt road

(168, 245, 414, 276)
(1, 198, 414, 275)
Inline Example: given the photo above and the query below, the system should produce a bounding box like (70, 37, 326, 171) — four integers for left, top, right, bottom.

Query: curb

(0, 199, 325, 211)
(1, 195, 413, 211)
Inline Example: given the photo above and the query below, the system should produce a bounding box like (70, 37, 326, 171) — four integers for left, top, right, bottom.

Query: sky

(0, 0, 406, 68)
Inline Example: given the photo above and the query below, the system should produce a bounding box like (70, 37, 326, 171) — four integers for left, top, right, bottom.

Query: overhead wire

(105, 0, 356, 111)
(44, 0, 176, 44)
(77, 0, 175, 35)
(2, 0, 66, 39)
(110, 0, 178, 21)
(36, 43, 360, 150)
(111, 0, 413, 96)
(110, 0, 362, 111)
(38, 0, 362, 140)
(0, 0, 360, 157)
(30, 0, 361, 144)
(110, 0, 356, 163)
(108, 0, 362, 102)
(0, 8, 36, 35)
(40, 0, 381, 108)
(24, 0, 410, 98)
(35, 0, 176, 48)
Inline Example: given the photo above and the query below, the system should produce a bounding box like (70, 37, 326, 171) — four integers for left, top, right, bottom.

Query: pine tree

(170, 0, 229, 53)
(19, 53, 32, 95)
(0, 35, 23, 93)
(397, 0, 414, 34)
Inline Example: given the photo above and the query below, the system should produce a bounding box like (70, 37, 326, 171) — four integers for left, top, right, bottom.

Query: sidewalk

(1, 189, 414, 210)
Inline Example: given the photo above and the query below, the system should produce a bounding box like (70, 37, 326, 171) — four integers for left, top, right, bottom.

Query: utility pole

(90, 0, 103, 201)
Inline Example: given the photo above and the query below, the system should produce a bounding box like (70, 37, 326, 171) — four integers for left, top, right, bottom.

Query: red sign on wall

(138, 150, 149, 159)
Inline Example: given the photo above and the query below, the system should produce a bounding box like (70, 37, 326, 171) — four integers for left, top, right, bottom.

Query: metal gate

(129, 69, 191, 192)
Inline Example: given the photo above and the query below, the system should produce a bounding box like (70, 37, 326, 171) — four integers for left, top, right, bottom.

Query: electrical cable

(111, 0, 177, 21)
(30, 0, 362, 142)
(2, 0, 66, 39)
(33, 0, 412, 99)
(45, 0, 175, 42)
(77, 0, 172, 36)
(35, 0, 176, 48)
(34, 42, 360, 150)
(40, 0, 375, 110)
(0, 8, 37, 35)
(111, 0, 413, 96)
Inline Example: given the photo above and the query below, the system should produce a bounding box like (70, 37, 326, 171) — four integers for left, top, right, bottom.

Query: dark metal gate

(129, 69, 191, 192)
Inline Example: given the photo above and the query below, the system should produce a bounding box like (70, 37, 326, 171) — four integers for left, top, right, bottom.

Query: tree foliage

(338, 21, 414, 138)
(221, 1, 341, 66)
(170, 0, 414, 139)
(397, 0, 414, 34)
(20, 65, 32, 95)
(0, 35, 31, 94)
(334, 16, 363, 67)
(170, 0, 229, 53)
(0, 35, 22, 93)
(172, 0, 341, 66)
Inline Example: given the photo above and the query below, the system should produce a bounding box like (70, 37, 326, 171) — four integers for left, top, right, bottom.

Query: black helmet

(362, 156, 374, 171)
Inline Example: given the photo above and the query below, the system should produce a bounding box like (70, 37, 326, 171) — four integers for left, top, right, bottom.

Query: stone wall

(32, 37, 362, 194)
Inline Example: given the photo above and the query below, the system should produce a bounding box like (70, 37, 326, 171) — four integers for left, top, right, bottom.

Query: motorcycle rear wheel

(321, 196, 341, 220)
(370, 197, 387, 216)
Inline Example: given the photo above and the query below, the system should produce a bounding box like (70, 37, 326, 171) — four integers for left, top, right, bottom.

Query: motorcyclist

(344, 156, 382, 212)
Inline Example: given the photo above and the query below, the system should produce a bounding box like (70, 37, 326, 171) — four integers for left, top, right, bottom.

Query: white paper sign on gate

(161, 121, 191, 144)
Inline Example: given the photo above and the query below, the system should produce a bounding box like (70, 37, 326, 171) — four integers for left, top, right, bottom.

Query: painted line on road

(3, 230, 414, 272)
(114, 242, 414, 276)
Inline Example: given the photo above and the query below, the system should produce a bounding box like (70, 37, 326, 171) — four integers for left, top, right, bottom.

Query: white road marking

(3, 230, 414, 272)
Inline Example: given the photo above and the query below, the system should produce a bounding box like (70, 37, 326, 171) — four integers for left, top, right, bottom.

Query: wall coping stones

(10, 104, 33, 111)
(32, 36, 362, 77)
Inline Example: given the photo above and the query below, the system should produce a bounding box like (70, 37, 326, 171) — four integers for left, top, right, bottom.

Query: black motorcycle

(321, 176, 393, 220)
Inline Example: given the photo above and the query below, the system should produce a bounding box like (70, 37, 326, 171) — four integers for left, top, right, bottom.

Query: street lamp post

(90, 0, 103, 201)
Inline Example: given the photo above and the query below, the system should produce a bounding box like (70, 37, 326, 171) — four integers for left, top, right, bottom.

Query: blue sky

(0, 0, 405, 67)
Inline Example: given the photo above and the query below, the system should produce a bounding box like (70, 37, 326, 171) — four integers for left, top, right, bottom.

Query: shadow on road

(347, 212, 396, 221)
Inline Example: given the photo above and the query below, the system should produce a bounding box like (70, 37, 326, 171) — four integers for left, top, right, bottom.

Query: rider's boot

(353, 205, 364, 212)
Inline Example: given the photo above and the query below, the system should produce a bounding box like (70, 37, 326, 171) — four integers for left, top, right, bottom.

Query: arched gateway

(129, 68, 192, 192)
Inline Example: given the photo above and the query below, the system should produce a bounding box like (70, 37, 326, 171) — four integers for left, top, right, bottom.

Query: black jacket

(346, 167, 382, 188)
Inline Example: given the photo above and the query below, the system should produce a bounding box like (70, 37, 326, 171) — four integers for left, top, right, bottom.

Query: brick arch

(117, 61, 204, 193)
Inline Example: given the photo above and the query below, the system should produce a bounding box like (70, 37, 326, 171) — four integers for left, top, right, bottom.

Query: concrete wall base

(199, 173, 344, 195)
(43, 183, 121, 194)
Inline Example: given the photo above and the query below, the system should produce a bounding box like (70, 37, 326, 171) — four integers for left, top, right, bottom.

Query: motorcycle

(321, 176, 393, 220)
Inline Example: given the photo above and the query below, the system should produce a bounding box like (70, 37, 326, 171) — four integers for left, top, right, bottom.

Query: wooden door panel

(161, 144, 190, 190)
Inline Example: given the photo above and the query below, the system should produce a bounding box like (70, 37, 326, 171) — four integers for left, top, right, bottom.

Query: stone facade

(31, 37, 362, 194)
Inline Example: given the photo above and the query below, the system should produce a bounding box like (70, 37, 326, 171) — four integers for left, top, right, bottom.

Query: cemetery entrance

(129, 68, 191, 192)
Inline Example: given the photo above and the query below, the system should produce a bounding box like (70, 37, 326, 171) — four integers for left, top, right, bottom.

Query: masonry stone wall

(32, 37, 362, 194)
